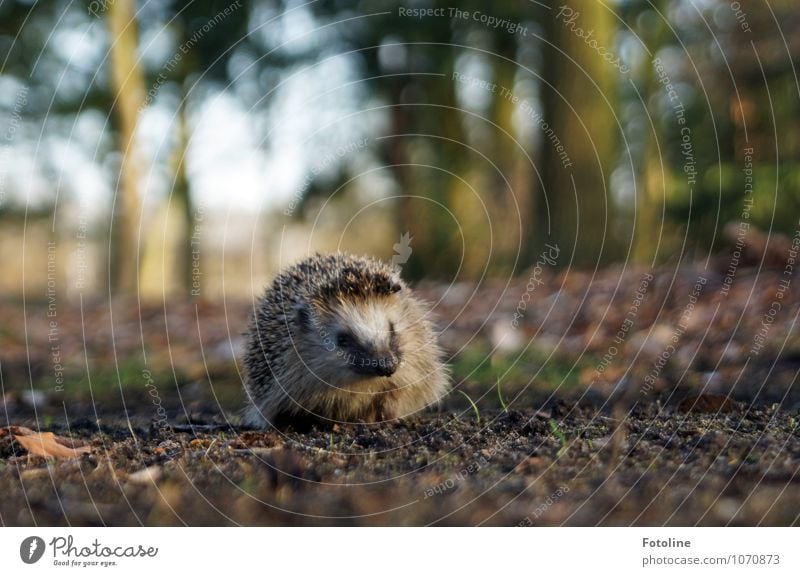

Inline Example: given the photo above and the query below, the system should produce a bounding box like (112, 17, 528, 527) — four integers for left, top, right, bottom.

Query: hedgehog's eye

(389, 321, 396, 335)
(294, 302, 311, 330)
(336, 332, 355, 348)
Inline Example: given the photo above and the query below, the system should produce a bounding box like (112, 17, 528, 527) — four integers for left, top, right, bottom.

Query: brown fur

(242, 253, 450, 427)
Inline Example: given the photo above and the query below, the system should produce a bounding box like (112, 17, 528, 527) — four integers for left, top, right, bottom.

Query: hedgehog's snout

(349, 346, 400, 378)
(372, 354, 398, 377)
(339, 334, 401, 378)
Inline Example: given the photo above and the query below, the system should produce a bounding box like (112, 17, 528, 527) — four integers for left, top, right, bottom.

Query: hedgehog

(241, 252, 450, 428)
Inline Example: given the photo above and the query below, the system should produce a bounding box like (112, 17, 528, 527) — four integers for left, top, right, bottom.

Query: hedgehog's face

(295, 296, 403, 381)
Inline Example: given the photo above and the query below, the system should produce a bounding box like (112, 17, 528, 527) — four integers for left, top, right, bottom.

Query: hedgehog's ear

(294, 301, 312, 330)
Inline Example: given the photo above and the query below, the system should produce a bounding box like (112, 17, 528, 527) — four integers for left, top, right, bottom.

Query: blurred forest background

(1, 0, 797, 300)
(4, 0, 800, 527)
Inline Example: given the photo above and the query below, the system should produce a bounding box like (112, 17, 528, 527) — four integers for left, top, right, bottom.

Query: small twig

(170, 424, 231, 433)
(203, 439, 217, 459)
(230, 447, 278, 456)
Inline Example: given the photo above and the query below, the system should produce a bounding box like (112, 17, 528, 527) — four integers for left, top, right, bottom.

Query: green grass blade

(457, 390, 481, 424)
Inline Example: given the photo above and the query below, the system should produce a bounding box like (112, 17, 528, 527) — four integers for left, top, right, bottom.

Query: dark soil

(1, 401, 798, 526)
(3, 264, 800, 525)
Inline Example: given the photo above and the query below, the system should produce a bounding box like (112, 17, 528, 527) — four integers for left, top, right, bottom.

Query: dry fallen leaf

(13, 432, 91, 459)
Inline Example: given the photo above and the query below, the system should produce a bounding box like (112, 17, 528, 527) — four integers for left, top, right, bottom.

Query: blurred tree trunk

(389, 86, 421, 278)
(490, 42, 529, 275)
(539, 0, 619, 266)
(632, 0, 669, 265)
(107, 0, 145, 294)
(170, 91, 194, 296)
(634, 138, 666, 264)
(142, 91, 193, 300)
(439, 50, 474, 278)
(395, 51, 467, 280)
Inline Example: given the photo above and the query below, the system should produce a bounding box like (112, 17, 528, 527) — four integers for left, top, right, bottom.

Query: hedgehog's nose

(374, 356, 398, 377)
